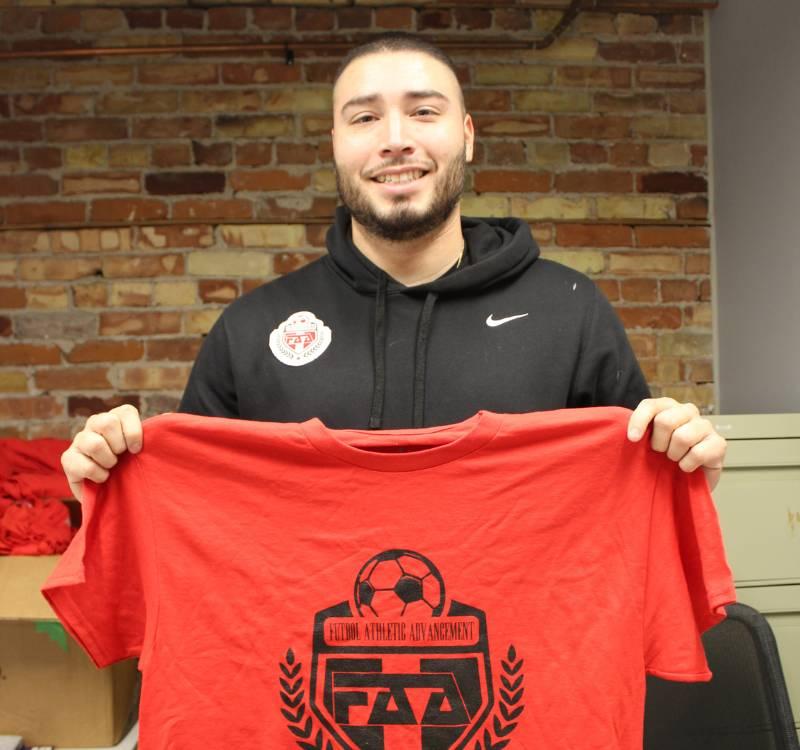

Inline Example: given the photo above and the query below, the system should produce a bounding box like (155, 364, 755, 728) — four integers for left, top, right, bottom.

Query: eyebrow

(340, 89, 450, 116)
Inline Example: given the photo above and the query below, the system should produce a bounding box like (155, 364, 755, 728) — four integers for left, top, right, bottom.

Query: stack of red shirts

(0, 438, 74, 555)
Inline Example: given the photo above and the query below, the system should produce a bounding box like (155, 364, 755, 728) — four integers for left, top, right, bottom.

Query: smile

(372, 170, 428, 184)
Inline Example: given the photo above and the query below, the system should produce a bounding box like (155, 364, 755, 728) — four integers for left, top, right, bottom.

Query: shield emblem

(310, 601, 493, 750)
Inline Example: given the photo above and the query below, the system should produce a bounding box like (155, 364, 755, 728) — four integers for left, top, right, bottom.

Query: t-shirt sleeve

(41, 454, 152, 669)
(643, 460, 736, 682)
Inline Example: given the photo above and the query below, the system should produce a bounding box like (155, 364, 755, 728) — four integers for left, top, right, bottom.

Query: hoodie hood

(323, 206, 541, 429)
(325, 205, 539, 296)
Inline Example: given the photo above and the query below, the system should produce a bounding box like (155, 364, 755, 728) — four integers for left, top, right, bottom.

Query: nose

(380, 110, 415, 158)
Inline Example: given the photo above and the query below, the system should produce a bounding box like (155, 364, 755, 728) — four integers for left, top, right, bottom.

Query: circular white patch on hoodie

(269, 311, 332, 367)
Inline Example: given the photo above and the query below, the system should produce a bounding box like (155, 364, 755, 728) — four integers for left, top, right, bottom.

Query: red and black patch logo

(280, 549, 524, 750)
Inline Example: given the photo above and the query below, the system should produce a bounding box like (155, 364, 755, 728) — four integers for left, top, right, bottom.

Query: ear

(463, 113, 475, 163)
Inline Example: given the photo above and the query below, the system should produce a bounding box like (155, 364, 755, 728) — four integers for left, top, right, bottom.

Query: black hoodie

(179, 207, 650, 428)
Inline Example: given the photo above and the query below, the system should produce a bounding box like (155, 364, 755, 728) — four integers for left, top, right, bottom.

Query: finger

(84, 411, 128, 456)
(663, 418, 712, 463)
(650, 401, 700, 453)
(677, 432, 727, 473)
(72, 430, 120, 470)
(109, 403, 143, 453)
(627, 397, 679, 441)
(61, 449, 111, 489)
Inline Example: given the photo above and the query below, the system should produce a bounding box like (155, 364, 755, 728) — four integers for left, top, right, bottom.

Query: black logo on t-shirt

(280, 549, 524, 750)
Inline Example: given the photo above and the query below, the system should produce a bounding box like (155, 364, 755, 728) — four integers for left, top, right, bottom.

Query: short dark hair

(333, 32, 464, 111)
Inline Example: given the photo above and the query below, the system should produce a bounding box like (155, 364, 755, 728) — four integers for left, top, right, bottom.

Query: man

(61, 33, 726, 499)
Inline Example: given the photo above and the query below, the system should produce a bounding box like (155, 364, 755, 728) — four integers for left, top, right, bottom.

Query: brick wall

(0, 2, 712, 438)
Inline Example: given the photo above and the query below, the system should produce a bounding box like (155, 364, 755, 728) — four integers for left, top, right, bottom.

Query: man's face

(332, 50, 475, 242)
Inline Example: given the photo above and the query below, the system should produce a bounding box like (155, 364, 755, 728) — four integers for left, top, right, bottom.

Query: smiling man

(61, 32, 726, 498)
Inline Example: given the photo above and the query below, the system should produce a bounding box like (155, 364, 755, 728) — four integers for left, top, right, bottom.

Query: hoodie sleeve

(179, 314, 239, 418)
(568, 284, 651, 409)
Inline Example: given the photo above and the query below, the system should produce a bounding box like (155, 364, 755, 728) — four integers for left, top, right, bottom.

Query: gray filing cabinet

(710, 413, 800, 733)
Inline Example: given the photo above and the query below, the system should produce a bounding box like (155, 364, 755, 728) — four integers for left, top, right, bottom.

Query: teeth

(375, 170, 425, 184)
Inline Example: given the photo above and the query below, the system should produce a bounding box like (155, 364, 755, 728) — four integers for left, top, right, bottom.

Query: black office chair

(644, 602, 799, 750)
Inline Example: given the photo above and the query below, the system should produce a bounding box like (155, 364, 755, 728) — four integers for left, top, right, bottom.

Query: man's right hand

(61, 404, 143, 502)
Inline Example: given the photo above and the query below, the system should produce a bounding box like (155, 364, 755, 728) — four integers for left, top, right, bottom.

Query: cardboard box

(0, 555, 138, 747)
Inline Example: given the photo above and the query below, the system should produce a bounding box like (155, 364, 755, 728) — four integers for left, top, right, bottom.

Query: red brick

(555, 171, 632, 193)
(676, 197, 708, 220)
(208, 7, 246, 30)
(1, 8, 39, 33)
(637, 67, 705, 89)
(661, 279, 699, 302)
(241, 279, 264, 295)
(133, 117, 212, 140)
(165, 8, 203, 29)
(338, 7, 371, 29)
(252, 7, 291, 30)
(473, 170, 550, 193)
(0, 287, 26, 308)
(638, 172, 707, 194)
(599, 42, 677, 63)
(6, 201, 85, 225)
(464, 90, 510, 112)
(152, 142, 192, 168)
(0, 343, 61, 365)
(274, 252, 324, 275)
(306, 225, 328, 248)
(556, 224, 632, 247)
(46, 118, 127, 143)
(455, 8, 491, 29)
(375, 7, 414, 29)
(230, 170, 310, 192)
(24, 146, 61, 169)
(0, 174, 58, 197)
(137, 224, 213, 250)
(636, 226, 709, 248)
(0, 396, 61, 420)
(139, 64, 217, 86)
(296, 8, 334, 31)
(42, 8, 81, 33)
(419, 9, 451, 30)
(172, 199, 253, 221)
(569, 143, 607, 164)
(91, 198, 167, 222)
(146, 337, 203, 361)
(557, 66, 631, 88)
(609, 143, 648, 167)
(221, 63, 300, 85)
(275, 143, 313, 166)
(0, 147, 19, 166)
(620, 279, 658, 302)
(99, 311, 180, 336)
(35, 366, 111, 391)
(658, 14, 693, 34)
(685, 253, 710, 274)
(14, 93, 90, 116)
(67, 340, 144, 363)
(68, 394, 140, 417)
(617, 306, 682, 329)
(304, 63, 338, 85)
(699, 279, 711, 301)
(494, 8, 531, 30)
(594, 93, 665, 113)
(102, 254, 183, 278)
(256, 196, 336, 222)
(193, 141, 232, 167)
(0, 121, 43, 142)
(679, 42, 704, 64)
(125, 9, 161, 29)
(595, 278, 619, 302)
(146, 171, 225, 196)
(690, 145, 707, 168)
(198, 279, 238, 303)
(485, 142, 526, 166)
(0, 316, 12, 337)
(554, 116, 630, 139)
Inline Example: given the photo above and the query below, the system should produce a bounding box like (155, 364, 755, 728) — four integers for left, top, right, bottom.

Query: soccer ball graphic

(354, 549, 445, 618)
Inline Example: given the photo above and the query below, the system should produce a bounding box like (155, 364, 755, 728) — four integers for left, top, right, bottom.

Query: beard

(335, 150, 466, 243)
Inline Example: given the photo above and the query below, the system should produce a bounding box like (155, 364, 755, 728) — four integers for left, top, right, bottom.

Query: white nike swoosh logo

(486, 313, 529, 327)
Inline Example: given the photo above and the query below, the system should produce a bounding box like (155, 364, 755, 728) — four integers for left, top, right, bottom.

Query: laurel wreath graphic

(280, 644, 524, 750)
(474, 644, 525, 750)
(280, 648, 334, 750)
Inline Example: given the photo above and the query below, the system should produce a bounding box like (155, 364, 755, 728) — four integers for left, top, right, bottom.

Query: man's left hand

(627, 397, 726, 492)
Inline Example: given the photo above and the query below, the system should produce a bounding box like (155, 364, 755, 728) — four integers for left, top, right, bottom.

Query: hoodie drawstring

(368, 273, 388, 429)
(412, 291, 438, 428)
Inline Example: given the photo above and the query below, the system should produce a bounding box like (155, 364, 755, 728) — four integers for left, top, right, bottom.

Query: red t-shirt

(42, 407, 735, 750)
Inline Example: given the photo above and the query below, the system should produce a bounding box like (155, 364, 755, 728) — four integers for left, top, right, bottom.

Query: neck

(351, 210, 464, 287)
